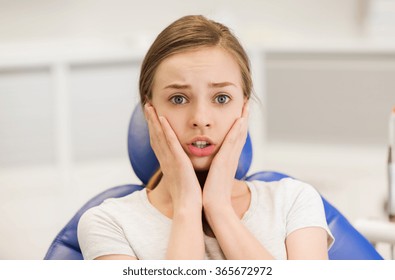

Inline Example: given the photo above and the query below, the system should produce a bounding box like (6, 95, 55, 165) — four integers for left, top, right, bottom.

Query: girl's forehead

(162, 46, 236, 65)
(154, 47, 242, 84)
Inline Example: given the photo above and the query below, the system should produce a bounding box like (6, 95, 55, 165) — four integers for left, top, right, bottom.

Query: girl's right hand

(144, 103, 202, 211)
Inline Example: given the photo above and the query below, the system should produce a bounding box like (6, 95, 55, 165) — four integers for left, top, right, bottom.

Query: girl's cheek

(162, 114, 181, 132)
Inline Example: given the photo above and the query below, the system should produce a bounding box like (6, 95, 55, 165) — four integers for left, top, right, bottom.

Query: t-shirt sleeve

(284, 179, 334, 249)
(77, 205, 136, 260)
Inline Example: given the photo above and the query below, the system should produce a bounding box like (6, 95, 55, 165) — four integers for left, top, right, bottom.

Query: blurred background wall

(1, 0, 395, 259)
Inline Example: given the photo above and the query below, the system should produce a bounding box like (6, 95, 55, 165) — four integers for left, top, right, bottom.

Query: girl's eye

(170, 95, 187, 105)
(214, 94, 231, 104)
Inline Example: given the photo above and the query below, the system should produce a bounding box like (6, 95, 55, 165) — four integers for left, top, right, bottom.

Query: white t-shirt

(78, 178, 334, 260)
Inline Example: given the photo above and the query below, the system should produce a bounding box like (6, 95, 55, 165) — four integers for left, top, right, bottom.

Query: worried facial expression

(151, 46, 246, 171)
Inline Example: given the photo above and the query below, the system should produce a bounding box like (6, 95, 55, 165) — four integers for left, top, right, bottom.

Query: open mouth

(188, 139, 215, 157)
(192, 141, 211, 149)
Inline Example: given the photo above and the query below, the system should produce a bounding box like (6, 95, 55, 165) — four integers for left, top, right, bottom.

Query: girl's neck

(196, 170, 208, 188)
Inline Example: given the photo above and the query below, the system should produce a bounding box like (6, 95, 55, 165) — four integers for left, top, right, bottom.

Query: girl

(78, 15, 333, 260)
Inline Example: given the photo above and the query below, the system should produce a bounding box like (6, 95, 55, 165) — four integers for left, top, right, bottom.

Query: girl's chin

(190, 157, 212, 171)
(193, 166, 210, 172)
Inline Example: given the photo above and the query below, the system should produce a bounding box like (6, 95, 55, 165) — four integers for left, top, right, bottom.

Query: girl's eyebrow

(209, 82, 237, 88)
(163, 82, 236, 90)
(163, 83, 190, 90)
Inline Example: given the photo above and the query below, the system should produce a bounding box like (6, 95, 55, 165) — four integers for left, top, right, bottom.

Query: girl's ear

(143, 95, 151, 106)
(242, 101, 250, 119)
(143, 97, 153, 121)
(143, 103, 149, 121)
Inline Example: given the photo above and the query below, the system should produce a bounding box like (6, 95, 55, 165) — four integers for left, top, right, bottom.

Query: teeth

(192, 141, 210, 149)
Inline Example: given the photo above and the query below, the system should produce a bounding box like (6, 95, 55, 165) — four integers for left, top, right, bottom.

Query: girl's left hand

(202, 102, 249, 210)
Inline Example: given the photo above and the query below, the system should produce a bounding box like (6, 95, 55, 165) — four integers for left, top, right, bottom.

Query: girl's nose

(189, 103, 211, 128)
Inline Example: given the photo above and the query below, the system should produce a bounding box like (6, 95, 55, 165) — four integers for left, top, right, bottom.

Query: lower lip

(187, 144, 215, 157)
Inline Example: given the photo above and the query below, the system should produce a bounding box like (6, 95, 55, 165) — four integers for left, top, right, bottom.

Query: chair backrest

(44, 105, 383, 260)
(246, 171, 383, 260)
(44, 184, 143, 260)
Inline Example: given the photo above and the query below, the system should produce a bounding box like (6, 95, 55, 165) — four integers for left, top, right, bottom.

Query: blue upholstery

(44, 105, 383, 260)
(44, 184, 143, 260)
(246, 171, 383, 260)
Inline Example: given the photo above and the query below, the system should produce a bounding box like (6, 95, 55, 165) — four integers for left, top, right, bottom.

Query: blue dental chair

(44, 105, 383, 260)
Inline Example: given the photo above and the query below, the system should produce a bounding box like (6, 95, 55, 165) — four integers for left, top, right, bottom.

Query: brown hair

(139, 15, 253, 189)
(139, 15, 252, 104)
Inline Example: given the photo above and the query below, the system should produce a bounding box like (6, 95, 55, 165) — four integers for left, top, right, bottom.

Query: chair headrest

(128, 104, 253, 184)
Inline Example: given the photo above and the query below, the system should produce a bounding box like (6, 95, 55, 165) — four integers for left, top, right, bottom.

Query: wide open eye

(214, 94, 231, 105)
(170, 95, 187, 105)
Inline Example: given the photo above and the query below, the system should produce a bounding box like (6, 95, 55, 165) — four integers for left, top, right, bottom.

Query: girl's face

(151, 46, 246, 171)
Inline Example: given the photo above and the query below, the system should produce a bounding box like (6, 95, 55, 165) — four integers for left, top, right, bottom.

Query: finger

(225, 113, 248, 147)
(144, 103, 160, 125)
(215, 115, 248, 165)
(158, 116, 188, 159)
(144, 103, 151, 121)
(145, 104, 161, 140)
(145, 106, 189, 169)
(228, 101, 249, 140)
(144, 104, 169, 158)
(241, 101, 250, 120)
(230, 118, 247, 149)
(238, 101, 250, 142)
